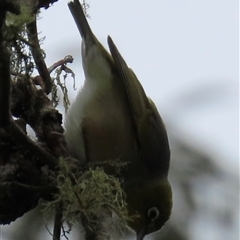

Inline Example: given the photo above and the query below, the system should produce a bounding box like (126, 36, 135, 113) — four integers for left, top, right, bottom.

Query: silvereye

(65, 0, 172, 239)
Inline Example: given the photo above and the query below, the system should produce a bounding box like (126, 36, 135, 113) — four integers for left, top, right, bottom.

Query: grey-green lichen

(42, 158, 130, 232)
(5, 4, 35, 29)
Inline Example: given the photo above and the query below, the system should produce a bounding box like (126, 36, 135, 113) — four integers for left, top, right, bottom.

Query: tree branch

(53, 202, 63, 240)
(0, 32, 11, 127)
(6, 120, 59, 169)
(38, 0, 59, 9)
(0, 1, 20, 127)
(27, 18, 53, 94)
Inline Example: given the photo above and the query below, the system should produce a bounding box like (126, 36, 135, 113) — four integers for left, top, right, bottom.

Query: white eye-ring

(147, 207, 159, 221)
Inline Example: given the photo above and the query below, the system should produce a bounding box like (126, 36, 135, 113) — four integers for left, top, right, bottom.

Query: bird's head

(125, 179, 172, 240)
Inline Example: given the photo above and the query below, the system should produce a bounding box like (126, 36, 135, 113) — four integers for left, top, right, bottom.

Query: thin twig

(53, 202, 63, 240)
(48, 55, 74, 74)
(27, 18, 53, 94)
(32, 55, 74, 90)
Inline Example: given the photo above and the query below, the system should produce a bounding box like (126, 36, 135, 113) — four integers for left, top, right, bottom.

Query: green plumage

(65, 1, 172, 239)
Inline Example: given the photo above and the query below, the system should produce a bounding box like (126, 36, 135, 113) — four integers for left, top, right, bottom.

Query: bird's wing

(108, 36, 170, 176)
(107, 36, 149, 134)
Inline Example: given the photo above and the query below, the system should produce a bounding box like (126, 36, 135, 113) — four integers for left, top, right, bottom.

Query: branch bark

(27, 19, 53, 94)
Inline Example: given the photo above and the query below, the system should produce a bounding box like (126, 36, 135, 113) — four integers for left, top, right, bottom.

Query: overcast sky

(37, 0, 238, 175)
(1, 1, 238, 240)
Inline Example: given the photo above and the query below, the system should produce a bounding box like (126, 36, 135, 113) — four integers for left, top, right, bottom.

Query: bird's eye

(147, 207, 159, 221)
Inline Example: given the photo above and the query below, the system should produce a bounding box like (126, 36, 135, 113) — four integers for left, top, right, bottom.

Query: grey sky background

(38, 2, 239, 238)
(37, 0, 238, 174)
(37, 1, 238, 240)
(1, 1, 238, 240)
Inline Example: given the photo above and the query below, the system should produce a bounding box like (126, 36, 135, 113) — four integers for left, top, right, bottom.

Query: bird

(65, 0, 172, 239)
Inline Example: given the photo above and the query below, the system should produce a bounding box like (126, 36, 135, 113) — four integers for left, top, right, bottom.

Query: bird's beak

(137, 226, 146, 240)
